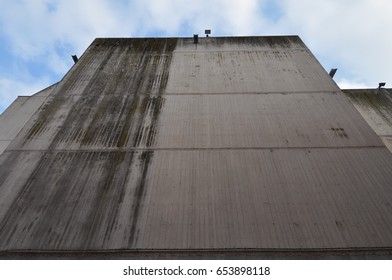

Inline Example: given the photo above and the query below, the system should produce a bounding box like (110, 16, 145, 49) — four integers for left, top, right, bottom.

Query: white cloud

(276, 0, 392, 87)
(0, 0, 267, 81)
(1, 0, 267, 54)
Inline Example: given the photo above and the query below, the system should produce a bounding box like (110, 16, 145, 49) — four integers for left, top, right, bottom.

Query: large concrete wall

(0, 36, 392, 256)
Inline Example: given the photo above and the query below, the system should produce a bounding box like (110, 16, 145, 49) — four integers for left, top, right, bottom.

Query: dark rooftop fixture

(329, 68, 337, 78)
(193, 34, 199, 44)
(71, 55, 79, 64)
(205, 29, 211, 37)
(378, 82, 386, 89)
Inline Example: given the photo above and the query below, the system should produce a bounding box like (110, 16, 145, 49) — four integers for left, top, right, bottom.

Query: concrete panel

(155, 92, 383, 149)
(7, 92, 383, 152)
(135, 148, 392, 249)
(0, 151, 43, 223)
(0, 150, 151, 250)
(166, 37, 339, 94)
(0, 148, 391, 250)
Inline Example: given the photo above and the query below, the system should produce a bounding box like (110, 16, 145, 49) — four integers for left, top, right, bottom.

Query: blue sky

(1, 0, 391, 113)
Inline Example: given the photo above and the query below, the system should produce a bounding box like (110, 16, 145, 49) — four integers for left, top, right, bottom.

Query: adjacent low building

(343, 88, 392, 152)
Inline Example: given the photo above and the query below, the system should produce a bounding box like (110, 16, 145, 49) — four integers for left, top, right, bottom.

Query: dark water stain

(92, 38, 177, 53)
(0, 151, 61, 248)
(147, 97, 165, 147)
(25, 95, 64, 141)
(133, 97, 166, 147)
(116, 96, 141, 147)
(80, 39, 175, 148)
(331, 127, 348, 138)
(130, 44, 173, 148)
(29, 152, 84, 248)
(37, 48, 116, 148)
(335, 220, 344, 229)
(209, 36, 302, 49)
(82, 151, 130, 248)
(78, 49, 133, 147)
(99, 152, 137, 245)
(128, 151, 153, 247)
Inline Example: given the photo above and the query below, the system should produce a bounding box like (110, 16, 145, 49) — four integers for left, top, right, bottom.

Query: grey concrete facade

(0, 36, 392, 258)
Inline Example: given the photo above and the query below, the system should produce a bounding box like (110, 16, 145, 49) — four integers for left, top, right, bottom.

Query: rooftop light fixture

(71, 55, 78, 64)
(205, 29, 211, 37)
(378, 82, 386, 89)
(329, 68, 337, 78)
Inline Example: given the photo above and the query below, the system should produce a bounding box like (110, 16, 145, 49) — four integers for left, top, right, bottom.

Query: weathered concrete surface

(1, 147, 392, 251)
(0, 36, 392, 258)
(155, 93, 383, 148)
(166, 37, 339, 94)
(7, 38, 176, 152)
(343, 88, 392, 152)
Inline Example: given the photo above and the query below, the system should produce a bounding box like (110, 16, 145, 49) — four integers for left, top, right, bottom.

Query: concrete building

(0, 36, 392, 259)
